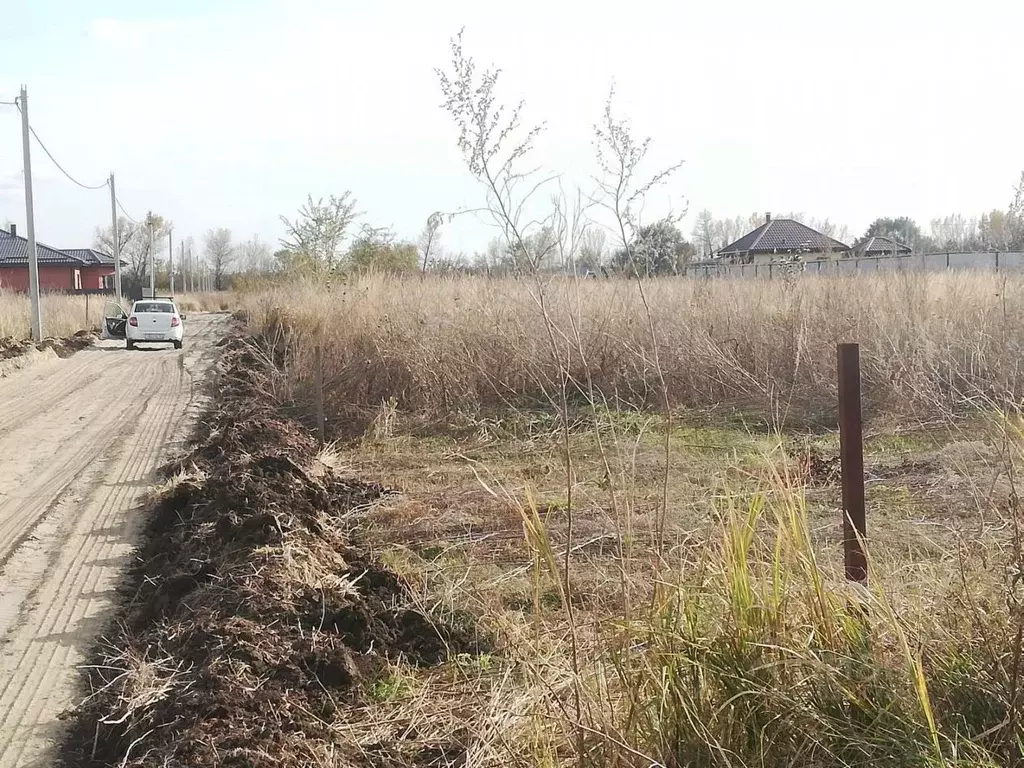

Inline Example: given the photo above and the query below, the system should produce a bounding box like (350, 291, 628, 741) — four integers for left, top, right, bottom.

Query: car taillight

(171, 316, 180, 327)
(129, 316, 138, 327)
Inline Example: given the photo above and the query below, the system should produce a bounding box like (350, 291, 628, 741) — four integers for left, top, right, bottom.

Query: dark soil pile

(0, 330, 94, 361)
(60, 339, 487, 768)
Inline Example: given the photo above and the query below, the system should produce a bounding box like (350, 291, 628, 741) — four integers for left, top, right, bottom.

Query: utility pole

(148, 216, 155, 298)
(19, 85, 42, 341)
(108, 173, 122, 301)
(168, 228, 174, 295)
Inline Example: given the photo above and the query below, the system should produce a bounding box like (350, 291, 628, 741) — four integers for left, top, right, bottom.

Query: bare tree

(94, 213, 170, 291)
(1006, 171, 1024, 250)
(593, 88, 685, 276)
(236, 234, 275, 273)
(279, 193, 359, 273)
(930, 214, 980, 252)
(578, 226, 607, 270)
(437, 29, 550, 273)
(691, 209, 716, 259)
(203, 228, 234, 290)
(418, 212, 443, 273)
(807, 217, 851, 246)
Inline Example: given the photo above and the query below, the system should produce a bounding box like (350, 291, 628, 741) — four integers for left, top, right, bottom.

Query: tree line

(90, 173, 1024, 291)
(93, 216, 273, 294)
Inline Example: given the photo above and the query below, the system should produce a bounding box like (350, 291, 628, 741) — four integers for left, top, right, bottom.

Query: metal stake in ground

(838, 343, 867, 584)
(314, 344, 326, 447)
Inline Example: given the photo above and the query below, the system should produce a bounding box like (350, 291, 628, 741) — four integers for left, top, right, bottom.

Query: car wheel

(173, 340, 183, 350)
(126, 339, 135, 350)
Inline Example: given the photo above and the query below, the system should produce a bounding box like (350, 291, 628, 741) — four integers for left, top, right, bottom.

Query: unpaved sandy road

(0, 314, 228, 768)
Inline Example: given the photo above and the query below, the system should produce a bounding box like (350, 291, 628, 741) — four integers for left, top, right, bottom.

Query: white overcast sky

(0, 0, 1022, 256)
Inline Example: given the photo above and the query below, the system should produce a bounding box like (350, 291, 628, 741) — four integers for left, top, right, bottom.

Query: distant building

(0, 225, 119, 293)
(852, 235, 912, 258)
(718, 214, 850, 265)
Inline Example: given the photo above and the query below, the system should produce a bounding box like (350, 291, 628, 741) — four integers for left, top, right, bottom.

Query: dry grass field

(233, 271, 1024, 767)
(0, 290, 231, 339)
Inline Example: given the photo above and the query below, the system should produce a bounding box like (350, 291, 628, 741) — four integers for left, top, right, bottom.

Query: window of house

(74, 269, 82, 290)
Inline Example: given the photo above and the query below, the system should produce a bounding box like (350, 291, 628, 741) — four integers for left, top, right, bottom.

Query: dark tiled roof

(855, 235, 911, 256)
(63, 247, 116, 265)
(719, 218, 850, 255)
(0, 230, 88, 266)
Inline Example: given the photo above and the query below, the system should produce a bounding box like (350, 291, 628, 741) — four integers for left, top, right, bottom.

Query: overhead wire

(115, 198, 140, 224)
(14, 99, 109, 191)
(9, 93, 161, 251)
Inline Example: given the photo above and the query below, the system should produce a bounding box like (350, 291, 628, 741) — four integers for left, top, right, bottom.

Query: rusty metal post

(838, 343, 867, 584)
(314, 344, 326, 447)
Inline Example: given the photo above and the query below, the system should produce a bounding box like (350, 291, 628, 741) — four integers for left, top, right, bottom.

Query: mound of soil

(60, 338, 487, 768)
(0, 332, 96, 361)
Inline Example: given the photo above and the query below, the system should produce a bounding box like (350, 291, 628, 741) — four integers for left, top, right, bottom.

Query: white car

(125, 298, 185, 350)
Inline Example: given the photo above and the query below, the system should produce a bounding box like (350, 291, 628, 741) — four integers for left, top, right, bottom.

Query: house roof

(0, 230, 122, 268)
(854, 235, 912, 256)
(719, 218, 850, 256)
(63, 247, 117, 266)
(0, 229, 89, 266)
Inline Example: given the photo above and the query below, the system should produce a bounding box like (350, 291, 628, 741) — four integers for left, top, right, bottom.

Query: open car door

(102, 300, 128, 339)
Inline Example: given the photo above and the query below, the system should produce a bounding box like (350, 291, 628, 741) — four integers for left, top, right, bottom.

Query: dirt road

(0, 314, 227, 768)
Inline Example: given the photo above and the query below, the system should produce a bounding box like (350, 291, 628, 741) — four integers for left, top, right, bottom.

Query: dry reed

(0, 290, 233, 339)
(241, 271, 1024, 428)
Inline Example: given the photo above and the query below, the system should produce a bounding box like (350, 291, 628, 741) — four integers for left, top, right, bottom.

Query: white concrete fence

(683, 252, 1024, 279)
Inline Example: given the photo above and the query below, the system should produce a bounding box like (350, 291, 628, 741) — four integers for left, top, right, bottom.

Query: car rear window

(134, 303, 175, 313)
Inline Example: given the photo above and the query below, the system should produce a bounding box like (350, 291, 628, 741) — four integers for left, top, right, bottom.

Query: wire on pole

(14, 99, 109, 191)
(115, 197, 140, 224)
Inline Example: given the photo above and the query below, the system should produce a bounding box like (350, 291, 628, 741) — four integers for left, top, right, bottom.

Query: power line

(115, 197, 140, 224)
(14, 99, 108, 191)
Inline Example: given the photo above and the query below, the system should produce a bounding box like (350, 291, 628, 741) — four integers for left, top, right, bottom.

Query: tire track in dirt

(0, 352, 114, 436)
(0, 315, 228, 768)
(0, 365, 160, 569)
(0, 380, 177, 766)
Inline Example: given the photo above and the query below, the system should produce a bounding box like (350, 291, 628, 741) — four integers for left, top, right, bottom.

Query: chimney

(8, 224, 15, 237)
(765, 213, 772, 224)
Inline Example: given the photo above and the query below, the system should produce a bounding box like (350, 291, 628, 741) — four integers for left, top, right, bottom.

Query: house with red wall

(0, 225, 118, 293)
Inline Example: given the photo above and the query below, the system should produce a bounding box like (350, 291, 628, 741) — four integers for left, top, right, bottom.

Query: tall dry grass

(504, 455, 1024, 767)
(238, 272, 1024, 766)
(0, 290, 105, 338)
(241, 272, 1024, 429)
(0, 290, 233, 339)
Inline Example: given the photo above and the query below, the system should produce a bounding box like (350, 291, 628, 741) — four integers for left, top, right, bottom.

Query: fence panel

(683, 252, 1024, 279)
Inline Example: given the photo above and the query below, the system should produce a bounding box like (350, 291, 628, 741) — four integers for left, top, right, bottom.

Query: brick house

(718, 214, 851, 265)
(0, 225, 118, 293)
